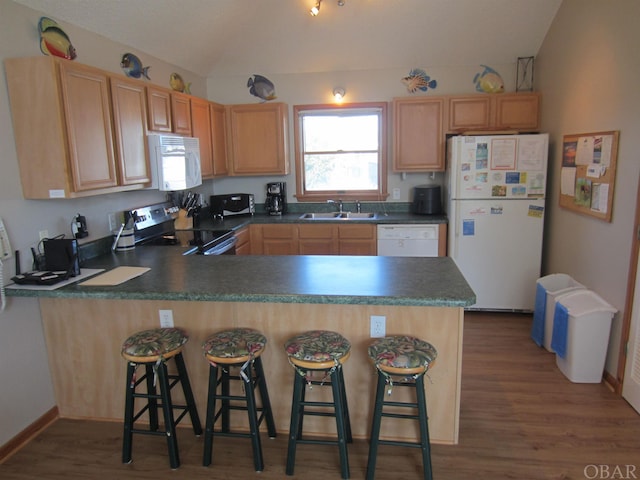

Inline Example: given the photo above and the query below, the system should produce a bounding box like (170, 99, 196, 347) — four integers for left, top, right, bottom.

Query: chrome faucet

(327, 199, 343, 213)
(356, 200, 362, 213)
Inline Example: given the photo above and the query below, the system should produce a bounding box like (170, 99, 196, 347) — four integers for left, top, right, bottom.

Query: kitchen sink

(299, 212, 377, 220)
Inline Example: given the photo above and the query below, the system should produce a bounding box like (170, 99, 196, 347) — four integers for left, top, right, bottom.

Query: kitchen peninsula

(8, 249, 475, 444)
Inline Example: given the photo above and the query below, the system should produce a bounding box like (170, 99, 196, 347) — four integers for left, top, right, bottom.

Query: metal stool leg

(203, 363, 218, 466)
(174, 352, 202, 435)
(157, 361, 180, 469)
(415, 375, 433, 480)
(220, 367, 231, 433)
(366, 370, 387, 480)
(332, 366, 350, 479)
(286, 370, 305, 475)
(122, 362, 136, 464)
(253, 356, 277, 438)
(337, 365, 353, 442)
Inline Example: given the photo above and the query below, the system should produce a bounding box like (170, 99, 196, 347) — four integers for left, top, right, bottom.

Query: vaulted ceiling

(11, 0, 562, 77)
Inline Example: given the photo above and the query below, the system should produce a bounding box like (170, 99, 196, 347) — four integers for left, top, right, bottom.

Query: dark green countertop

(6, 247, 475, 307)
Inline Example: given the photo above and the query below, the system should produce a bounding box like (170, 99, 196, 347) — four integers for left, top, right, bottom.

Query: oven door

(202, 235, 238, 255)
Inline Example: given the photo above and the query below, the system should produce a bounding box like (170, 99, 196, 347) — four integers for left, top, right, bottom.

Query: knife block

(174, 209, 193, 247)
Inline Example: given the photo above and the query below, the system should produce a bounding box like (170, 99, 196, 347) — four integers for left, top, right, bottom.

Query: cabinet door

(59, 61, 118, 191)
(191, 97, 214, 178)
(171, 92, 192, 135)
(227, 102, 289, 175)
(252, 224, 297, 255)
(209, 102, 229, 176)
(338, 225, 376, 255)
(110, 77, 151, 185)
(393, 97, 445, 171)
(298, 224, 338, 255)
(235, 227, 251, 255)
(448, 95, 492, 131)
(146, 86, 173, 132)
(495, 93, 540, 131)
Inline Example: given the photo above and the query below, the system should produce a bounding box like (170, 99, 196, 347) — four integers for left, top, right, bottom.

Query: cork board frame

(559, 130, 619, 222)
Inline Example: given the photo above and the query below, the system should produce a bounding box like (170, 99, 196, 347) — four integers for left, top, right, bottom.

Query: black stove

(124, 202, 237, 255)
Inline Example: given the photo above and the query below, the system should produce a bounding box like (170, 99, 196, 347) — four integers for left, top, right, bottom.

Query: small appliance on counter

(412, 185, 442, 215)
(209, 193, 255, 219)
(265, 182, 287, 215)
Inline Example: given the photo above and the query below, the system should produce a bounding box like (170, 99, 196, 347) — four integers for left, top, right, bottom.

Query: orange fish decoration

(38, 17, 77, 60)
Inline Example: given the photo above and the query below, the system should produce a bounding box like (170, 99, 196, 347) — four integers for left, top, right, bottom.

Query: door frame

(616, 173, 640, 392)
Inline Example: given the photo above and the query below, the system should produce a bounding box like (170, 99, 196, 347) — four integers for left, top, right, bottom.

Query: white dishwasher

(377, 224, 439, 257)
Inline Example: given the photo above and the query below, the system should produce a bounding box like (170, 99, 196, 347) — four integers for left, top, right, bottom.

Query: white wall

(536, 0, 640, 376)
(0, 1, 206, 447)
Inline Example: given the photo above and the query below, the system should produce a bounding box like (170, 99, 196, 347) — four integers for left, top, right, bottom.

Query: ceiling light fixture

(333, 87, 346, 102)
(310, 0, 321, 16)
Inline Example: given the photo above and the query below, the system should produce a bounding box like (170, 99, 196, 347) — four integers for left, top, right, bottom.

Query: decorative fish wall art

(170, 73, 191, 94)
(38, 17, 76, 60)
(401, 68, 437, 93)
(120, 53, 150, 80)
(247, 74, 277, 101)
(473, 65, 504, 93)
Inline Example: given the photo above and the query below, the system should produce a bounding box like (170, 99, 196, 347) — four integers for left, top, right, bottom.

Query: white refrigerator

(446, 133, 549, 311)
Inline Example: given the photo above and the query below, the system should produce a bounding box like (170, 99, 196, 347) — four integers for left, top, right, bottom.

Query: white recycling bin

(552, 289, 617, 383)
(532, 274, 585, 351)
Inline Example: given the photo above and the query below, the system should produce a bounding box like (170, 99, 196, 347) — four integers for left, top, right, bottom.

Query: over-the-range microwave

(148, 133, 202, 191)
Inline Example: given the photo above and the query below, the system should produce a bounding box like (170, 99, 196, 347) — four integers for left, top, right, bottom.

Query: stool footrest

(377, 439, 424, 449)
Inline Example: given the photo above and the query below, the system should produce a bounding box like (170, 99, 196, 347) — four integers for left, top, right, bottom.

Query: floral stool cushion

(121, 327, 188, 362)
(285, 330, 351, 368)
(202, 328, 267, 363)
(368, 335, 437, 375)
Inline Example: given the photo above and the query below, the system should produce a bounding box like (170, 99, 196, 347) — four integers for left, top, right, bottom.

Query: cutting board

(79, 266, 150, 286)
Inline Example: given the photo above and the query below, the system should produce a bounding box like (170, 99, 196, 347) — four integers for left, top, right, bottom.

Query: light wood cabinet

(298, 224, 338, 255)
(4, 56, 150, 199)
(171, 91, 192, 135)
(146, 86, 173, 132)
(227, 102, 289, 175)
(448, 92, 540, 132)
(392, 97, 445, 172)
(250, 224, 297, 255)
(252, 223, 376, 256)
(209, 102, 229, 177)
(235, 227, 251, 255)
(110, 76, 151, 186)
(338, 224, 376, 255)
(190, 97, 214, 178)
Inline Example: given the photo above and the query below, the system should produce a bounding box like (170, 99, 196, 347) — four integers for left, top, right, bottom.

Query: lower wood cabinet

(250, 223, 376, 255)
(235, 227, 251, 255)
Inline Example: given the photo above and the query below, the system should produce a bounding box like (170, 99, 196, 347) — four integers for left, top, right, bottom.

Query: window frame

(293, 102, 388, 202)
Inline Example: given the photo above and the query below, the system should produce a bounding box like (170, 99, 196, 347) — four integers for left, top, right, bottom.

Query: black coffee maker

(265, 182, 287, 215)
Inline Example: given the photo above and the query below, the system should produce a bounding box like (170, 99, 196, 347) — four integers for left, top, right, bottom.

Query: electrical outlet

(108, 212, 118, 232)
(39, 230, 49, 241)
(370, 315, 386, 338)
(159, 309, 174, 328)
(392, 188, 400, 200)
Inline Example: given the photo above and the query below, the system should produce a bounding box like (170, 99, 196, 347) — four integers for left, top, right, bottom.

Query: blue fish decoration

(247, 74, 277, 101)
(473, 65, 504, 93)
(120, 53, 150, 80)
(402, 68, 437, 93)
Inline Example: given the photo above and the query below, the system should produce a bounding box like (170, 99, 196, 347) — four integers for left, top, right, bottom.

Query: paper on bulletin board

(561, 167, 576, 196)
(590, 183, 609, 213)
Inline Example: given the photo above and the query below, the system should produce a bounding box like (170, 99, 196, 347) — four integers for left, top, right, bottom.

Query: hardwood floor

(1, 312, 639, 479)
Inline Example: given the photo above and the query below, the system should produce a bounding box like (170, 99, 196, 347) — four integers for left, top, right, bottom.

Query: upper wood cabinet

(110, 76, 151, 186)
(227, 102, 289, 175)
(209, 102, 229, 177)
(4, 56, 150, 199)
(146, 86, 173, 132)
(392, 97, 445, 172)
(190, 97, 214, 178)
(448, 92, 540, 132)
(171, 91, 192, 135)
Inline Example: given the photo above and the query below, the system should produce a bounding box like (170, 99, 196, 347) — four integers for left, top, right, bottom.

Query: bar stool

(202, 327, 276, 472)
(121, 327, 202, 469)
(284, 330, 352, 479)
(366, 335, 438, 480)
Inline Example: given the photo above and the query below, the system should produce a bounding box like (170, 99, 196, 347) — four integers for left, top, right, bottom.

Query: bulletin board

(559, 130, 619, 222)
